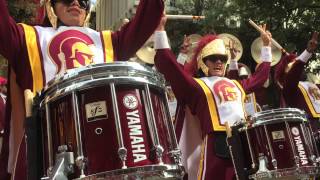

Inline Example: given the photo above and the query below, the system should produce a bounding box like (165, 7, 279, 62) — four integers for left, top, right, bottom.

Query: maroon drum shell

(41, 84, 175, 177)
(247, 121, 314, 170)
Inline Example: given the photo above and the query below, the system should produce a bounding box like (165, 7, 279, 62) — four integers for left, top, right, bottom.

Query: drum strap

(226, 126, 248, 180)
(24, 94, 43, 180)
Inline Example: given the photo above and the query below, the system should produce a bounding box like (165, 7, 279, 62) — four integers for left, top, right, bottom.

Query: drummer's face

(204, 55, 227, 77)
(54, 0, 87, 26)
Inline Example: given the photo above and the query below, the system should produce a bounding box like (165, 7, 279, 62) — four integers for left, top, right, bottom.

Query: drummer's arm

(240, 28, 272, 93)
(239, 49, 271, 94)
(154, 39, 201, 107)
(226, 60, 239, 79)
(153, 19, 202, 111)
(111, 0, 164, 60)
(284, 32, 318, 90)
(0, 0, 25, 63)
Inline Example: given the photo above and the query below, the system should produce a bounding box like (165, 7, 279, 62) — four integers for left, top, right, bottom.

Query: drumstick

(24, 89, 34, 118)
(225, 122, 232, 137)
(166, 15, 205, 20)
(248, 19, 288, 54)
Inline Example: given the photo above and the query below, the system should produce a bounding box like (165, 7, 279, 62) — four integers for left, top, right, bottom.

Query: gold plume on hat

(44, 0, 58, 29)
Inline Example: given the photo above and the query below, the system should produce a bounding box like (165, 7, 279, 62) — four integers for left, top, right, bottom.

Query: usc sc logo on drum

(48, 30, 95, 74)
(213, 80, 238, 103)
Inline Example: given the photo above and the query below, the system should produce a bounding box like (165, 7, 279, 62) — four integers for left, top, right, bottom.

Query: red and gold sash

(195, 77, 246, 131)
(298, 81, 320, 118)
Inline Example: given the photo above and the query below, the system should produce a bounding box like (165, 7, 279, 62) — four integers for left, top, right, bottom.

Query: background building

(95, 0, 173, 30)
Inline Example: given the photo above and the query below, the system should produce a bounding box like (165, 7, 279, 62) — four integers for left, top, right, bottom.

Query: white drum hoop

(250, 108, 307, 127)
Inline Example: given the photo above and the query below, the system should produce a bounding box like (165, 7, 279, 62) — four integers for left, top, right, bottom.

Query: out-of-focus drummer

(279, 32, 319, 142)
(154, 15, 272, 180)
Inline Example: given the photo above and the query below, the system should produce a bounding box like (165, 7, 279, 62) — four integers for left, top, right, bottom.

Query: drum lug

(310, 155, 316, 164)
(271, 159, 277, 170)
(75, 156, 87, 177)
(257, 155, 269, 174)
(155, 145, 164, 164)
(44, 150, 75, 180)
(118, 147, 128, 169)
(294, 156, 300, 167)
(169, 149, 182, 165)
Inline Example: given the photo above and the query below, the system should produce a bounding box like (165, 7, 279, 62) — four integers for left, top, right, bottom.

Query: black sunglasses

(204, 55, 228, 63)
(53, 0, 90, 10)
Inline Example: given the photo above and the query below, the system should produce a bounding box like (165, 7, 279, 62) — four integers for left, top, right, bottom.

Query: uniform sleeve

(111, 0, 164, 60)
(0, 0, 33, 91)
(0, 0, 25, 62)
(282, 60, 305, 100)
(0, 97, 4, 132)
(154, 49, 203, 113)
(227, 69, 239, 80)
(239, 62, 271, 94)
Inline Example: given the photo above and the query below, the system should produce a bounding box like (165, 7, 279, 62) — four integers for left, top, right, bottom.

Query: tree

(0, 0, 37, 77)
(7, 1, 35, 23)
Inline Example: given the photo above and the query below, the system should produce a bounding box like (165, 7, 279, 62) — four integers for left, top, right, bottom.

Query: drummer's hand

(156, 12, 167, 31)
(260, 24, 272, 46)
(307, 32, 319, 53)
(180, 35, 191, 54)
(229, 40, 239, 60)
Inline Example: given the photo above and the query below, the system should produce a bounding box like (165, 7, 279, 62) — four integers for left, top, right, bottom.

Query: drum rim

(251, 117, 306, 127)
(249, 165, 320, 179)
(41, 62, 166, 104)
(45, 62, 165, 91)
(72, 164, 185, 179)
(41, 78, 165, 106)
(251, 108, 306, 119)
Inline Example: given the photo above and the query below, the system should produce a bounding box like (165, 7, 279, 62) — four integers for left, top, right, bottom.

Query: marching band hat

(185, 34, 228, 76)
(0, 77, 7, 86)
(42, 0, 91, 29)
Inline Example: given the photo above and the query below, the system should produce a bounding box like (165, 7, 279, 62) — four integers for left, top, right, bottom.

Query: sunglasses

(204, 55, 228, 63)
(53, 0, 90, 10)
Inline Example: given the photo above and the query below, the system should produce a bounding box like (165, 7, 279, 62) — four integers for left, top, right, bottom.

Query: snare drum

(39, 62, 184, 179)
(236, 108, 320, 179)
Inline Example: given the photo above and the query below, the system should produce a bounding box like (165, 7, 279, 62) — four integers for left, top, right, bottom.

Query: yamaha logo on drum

(123, 94, 138, 109)
(291, 127, 308, 165)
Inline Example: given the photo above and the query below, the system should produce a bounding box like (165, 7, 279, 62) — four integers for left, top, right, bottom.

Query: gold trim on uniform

(197, 135, 208, 180)
(298, 83, 320, 118)
(194, 78, 225, 131)
(101, 30, 114, 63)
(21, 24, 44, 94)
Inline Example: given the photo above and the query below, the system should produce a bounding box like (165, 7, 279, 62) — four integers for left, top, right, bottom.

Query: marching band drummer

(154, 15, 272, 180)
(0, 0, 164, 179)
(279, 32, 320, 145)
(0, 76, 6, 155)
